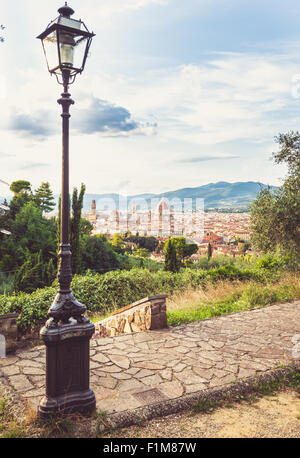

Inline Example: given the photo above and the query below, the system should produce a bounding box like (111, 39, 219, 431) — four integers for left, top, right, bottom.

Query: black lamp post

(37, 3, 96, 417)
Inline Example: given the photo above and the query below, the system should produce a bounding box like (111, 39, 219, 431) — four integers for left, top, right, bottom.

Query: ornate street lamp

(37, 3, 96, 417)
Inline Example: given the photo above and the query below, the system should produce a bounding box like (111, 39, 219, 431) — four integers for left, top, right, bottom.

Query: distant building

(85, 200, 250, 244)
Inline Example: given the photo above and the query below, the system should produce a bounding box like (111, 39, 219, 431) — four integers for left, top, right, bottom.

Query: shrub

(0, 287, 56, 330)
(192, 256, 235, 270)
(255, 255, 284, 272)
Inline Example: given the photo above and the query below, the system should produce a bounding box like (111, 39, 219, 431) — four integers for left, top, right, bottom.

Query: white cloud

(88, 51, 299, 148)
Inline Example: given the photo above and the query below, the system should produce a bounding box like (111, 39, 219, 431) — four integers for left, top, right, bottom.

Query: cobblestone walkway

(0, 302, 299, 416)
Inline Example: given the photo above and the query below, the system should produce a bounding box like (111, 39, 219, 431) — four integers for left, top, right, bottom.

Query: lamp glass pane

(59, 31, 75, 67)
(73, 35, 89, 70)
(42, 30, 59, 72)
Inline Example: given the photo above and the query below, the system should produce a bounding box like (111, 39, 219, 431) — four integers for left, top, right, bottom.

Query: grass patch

(191, 398, 221, 414)
(167, 273, 300, 326)
(0, 397, 26, 438)
(190, 365, 300, 418)
(36, 415, 77, 438)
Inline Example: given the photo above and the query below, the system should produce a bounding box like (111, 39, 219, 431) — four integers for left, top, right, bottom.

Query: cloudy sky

(1, 0, 300, 196)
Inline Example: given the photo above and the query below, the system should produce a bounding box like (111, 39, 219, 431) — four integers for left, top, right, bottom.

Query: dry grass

(167, 272, 300, 313)
(167, 279, 246, 313)
(166, 272, 300, 326)
(23, 400, 39, 425)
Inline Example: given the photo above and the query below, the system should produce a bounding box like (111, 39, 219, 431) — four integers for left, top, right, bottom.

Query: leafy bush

(116, 254, 163, 272)
(13, 252, 56, 294)
(0, 287, 56, 330)
(207, 264, 263, 282)
(255, 254, 284, 272)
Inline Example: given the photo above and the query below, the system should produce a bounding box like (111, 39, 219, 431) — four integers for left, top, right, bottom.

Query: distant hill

(1, 181, 278, 212)
(81, 181, 277, 212)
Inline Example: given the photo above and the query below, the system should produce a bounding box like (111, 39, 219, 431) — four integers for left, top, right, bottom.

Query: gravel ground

(101, 389, 300, 438)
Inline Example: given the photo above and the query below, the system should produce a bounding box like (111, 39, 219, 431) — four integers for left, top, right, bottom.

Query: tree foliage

(10, 180, 31, 196)
(273, 131, 300, 178)
(110, 233, 126, 253)
(13, 202, 56, 259)
(34, 182, 55, 213)
(0, 180, 57, 291)
(125, 234, 159, 252)
(134, 248, 151, 258)
(250, 131, 300, 264)
(81, 235, 120, 273)
(13, 251, 56, 294)
(170, 237, 198, 263)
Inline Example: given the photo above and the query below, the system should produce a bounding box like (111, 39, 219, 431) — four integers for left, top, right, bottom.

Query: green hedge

(0, 265, 266, 331)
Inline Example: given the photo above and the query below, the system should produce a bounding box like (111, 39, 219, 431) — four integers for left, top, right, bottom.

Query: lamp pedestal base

(38, 320, 96, 418)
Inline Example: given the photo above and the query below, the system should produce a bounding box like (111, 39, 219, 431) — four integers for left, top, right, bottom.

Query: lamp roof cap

(58, 2, 75, 18)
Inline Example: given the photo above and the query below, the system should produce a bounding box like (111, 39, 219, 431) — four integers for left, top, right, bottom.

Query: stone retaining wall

(94, 295, 168, 338)
(0, 313, 18, 355)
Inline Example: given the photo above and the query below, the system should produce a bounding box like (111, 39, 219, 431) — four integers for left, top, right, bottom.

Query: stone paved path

(0, 301, 299, 417)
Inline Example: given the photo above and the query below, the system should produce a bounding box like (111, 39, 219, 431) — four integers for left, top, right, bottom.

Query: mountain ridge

(81, 181, 277, 211)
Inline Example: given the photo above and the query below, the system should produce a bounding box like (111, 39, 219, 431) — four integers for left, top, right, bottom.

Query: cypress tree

(207, 242, 212, 260)
(164, 239, 180, 273)
(70, 183, 86, 274)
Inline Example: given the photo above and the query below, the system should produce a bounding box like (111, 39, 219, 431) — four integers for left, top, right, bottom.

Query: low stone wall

(94, 295, 168, 338)
(0, 313, 18, 355)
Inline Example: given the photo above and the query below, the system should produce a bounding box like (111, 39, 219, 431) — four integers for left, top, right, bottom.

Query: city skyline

(2, 0, 300, 194)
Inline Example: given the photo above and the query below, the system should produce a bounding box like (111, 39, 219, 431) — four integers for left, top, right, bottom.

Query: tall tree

(250, 131, 300, 263)
(164, 239, 180, 273)
(34, 182, 55, 213)
(273, 131, 300, 179)
(10, 180, 31, 196)
(167, 237, 198, 266)
(70, 184, 85, 274)
(207, 242, 212, 260)
(13, 202, 57, 261)
(8, 180, 33, 220)
(0, 200, 57, 274)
